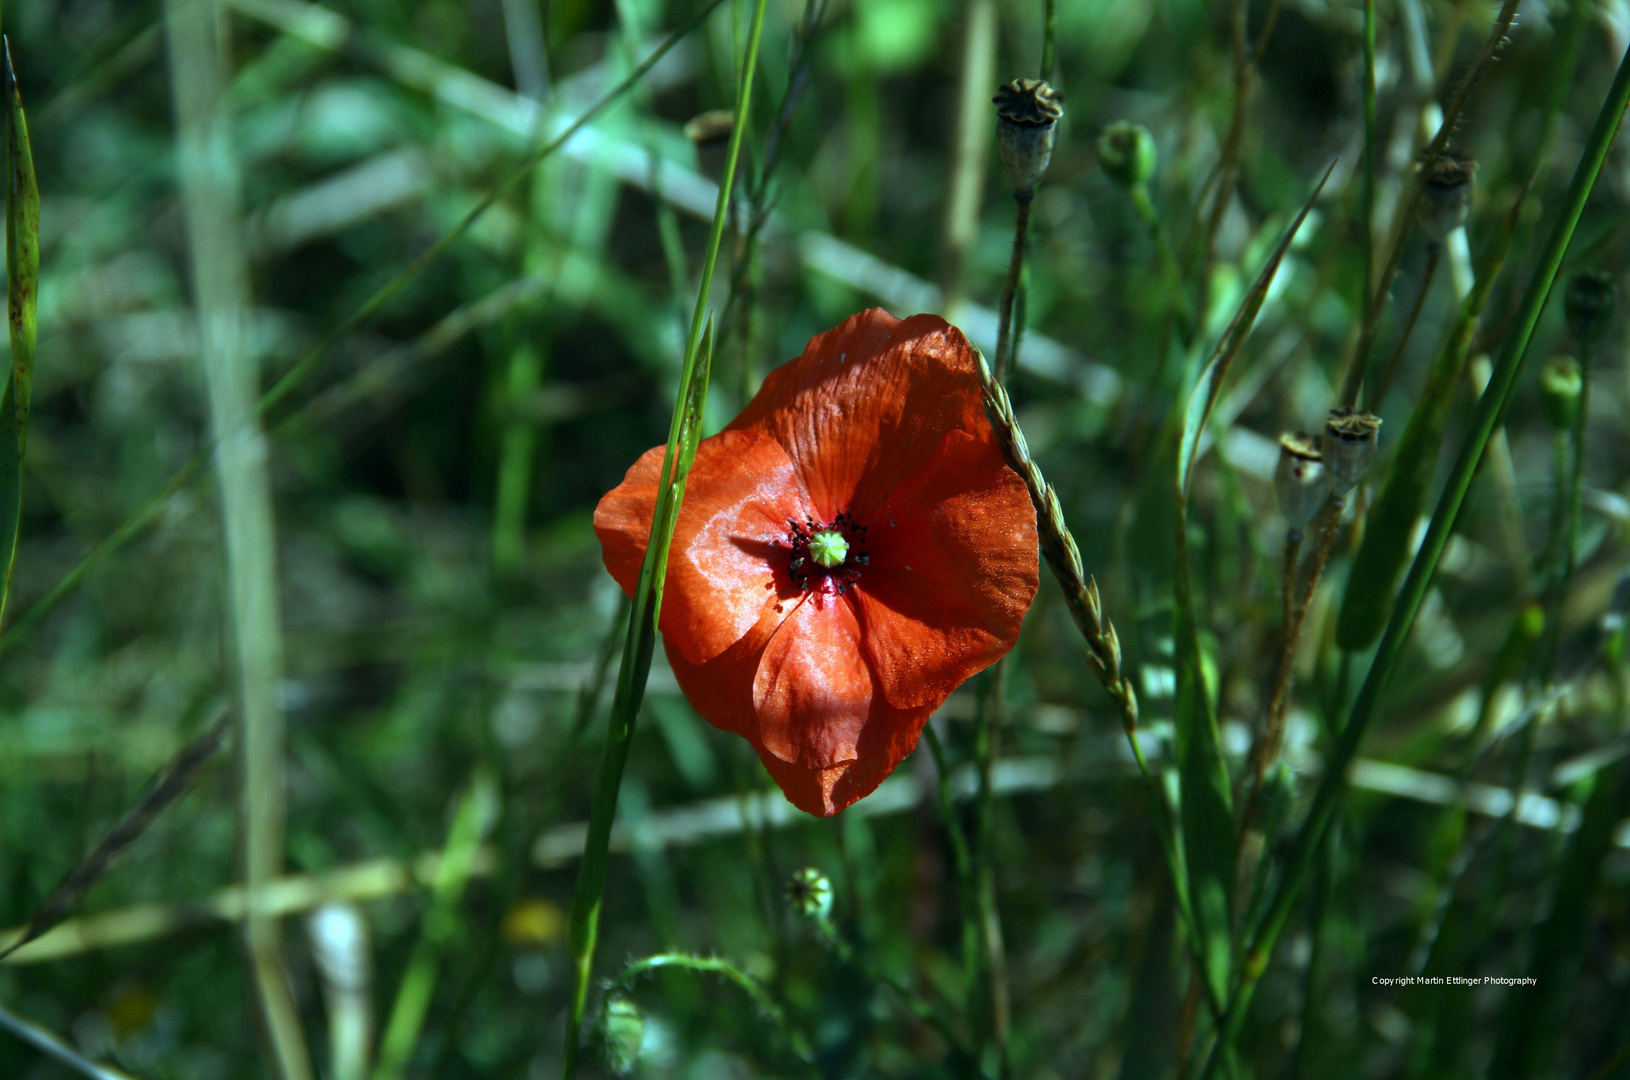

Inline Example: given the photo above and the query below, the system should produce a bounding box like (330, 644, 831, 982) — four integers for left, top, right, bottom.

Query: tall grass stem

(560, 0, 769, 1070)
(164, 1, 310, 1075)
(1202, 38, 1630, 1076)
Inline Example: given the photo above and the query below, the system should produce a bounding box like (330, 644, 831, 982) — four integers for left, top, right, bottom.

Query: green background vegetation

(1, 0, 1629, 1077)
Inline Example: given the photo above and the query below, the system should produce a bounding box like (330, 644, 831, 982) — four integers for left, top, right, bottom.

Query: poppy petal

(665, 614, 930, 817)
(728, 309, 989, 523)
(855, 429, 1040, 711)
(752, 593, 874, 769)
(593, 429, 811, 665)
(753, 709, 929, 816)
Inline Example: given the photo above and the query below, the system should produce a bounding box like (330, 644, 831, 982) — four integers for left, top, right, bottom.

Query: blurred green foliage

(1, 0, 1629, 1078)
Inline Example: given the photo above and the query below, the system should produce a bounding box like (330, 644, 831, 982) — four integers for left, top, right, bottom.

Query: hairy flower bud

(1323, 408, 1381, 496)
(1274, 432, 1328, 538)
(595, 993, 645, 1075)
(1565, 270, 1616, 346)
(993, 78, 1063, 199)
(784, 866, 834, 923)
(1097, 121, 1156, 190)
(1540, 355, 1583, 431)
(1418, 151, 1475, 245)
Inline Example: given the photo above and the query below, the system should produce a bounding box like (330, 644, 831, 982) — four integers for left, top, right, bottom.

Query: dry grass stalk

(976, 352, 1139, 734)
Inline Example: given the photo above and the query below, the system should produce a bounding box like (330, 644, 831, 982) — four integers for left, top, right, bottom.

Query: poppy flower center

(786, 513, 869, 595)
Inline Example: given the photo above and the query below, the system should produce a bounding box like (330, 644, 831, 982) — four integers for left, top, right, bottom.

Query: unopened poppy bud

(1274, 432, 1328, 538)
(1418, 151, 1475, 245)
(1540, 356, 1583, 430)
(1565, 270, 1616, 346)
(784, 866, 834, 923)
(1323, 408, 1381, 496)
(993, 78, 1063, 199)
(1097, 121, 1156, 190)
(595, 993, 644, 1075)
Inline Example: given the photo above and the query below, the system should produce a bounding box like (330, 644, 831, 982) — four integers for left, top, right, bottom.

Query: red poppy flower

(594, 309, 1039, 815)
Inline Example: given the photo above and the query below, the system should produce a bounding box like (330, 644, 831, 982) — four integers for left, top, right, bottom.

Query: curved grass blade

(0, 37, 37, 628)
(1177, 160, 1333, 498)
(1200, 38, 1630, 1078)
(1171, 162, 1332, 1005)
(1335, 185, 1524, 651)
(562, 6, 768, 1068)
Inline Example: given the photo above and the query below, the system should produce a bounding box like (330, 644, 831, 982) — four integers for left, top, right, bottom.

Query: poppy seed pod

(785, 866, 835, 923)
(1097, 121, 1156, 190)
(993, 78, 1063, 199)
(595, 994, 645, 1076)
(1540, 355, 1583, 431)
(1323, 408, 1382, 496)
(1565, 270, 1616, 346)
(1274, 432, 1328, 539)
(1417, 151, 1476, 245)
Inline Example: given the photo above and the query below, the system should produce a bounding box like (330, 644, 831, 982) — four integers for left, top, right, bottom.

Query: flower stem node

(594, 993, 645, 1076)
(993, 78, 1063, 200)
(1323, 407, 1381, 496)
(1418, 150, 1476, 245)
(1274, 432, 1328, 538)
(1540, 355, 1583, 431)
(1565, 270, 1616, 346)
(784, 866, 835, 923)
(1096, 121, 1156, 191)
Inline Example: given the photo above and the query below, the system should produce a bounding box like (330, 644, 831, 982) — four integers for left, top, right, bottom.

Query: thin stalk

(993, 199, 1033, 384)
(1185, 0, 1284, 328)
(164, 2, 310, 1076)
(1545, 342, 1593, 677)
(371, 771, 499, 1080)
(972, 664, 1010, 1068)
(813, 918, 977, 1064)
(1339, 0, 1522, 407)
(0, 1000, 142, 1080)
(560, 1, 769, 1072)
(491, 0, 554, 575)
(921, 724, 980, 1002)
(1131, 182, 1195, 346)
(1369, 245, 1440, 408)
(1200, 40, 1630, 1076)
(1360, 0, 1377, 349)
(1238, 528, 1303, 838)
(939, 0, 997, 314)
(609, 954, 816, 1072)
(1039, 0, 1057, 80)
(1285, 820, 1337, 1080)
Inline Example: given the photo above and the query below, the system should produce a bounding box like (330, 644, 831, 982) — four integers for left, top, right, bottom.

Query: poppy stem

(921, 723, 979, 995)
(992, 197, 1032, 384)
(972, 665, 1011, 1068)
(561, 0, 771, 1072)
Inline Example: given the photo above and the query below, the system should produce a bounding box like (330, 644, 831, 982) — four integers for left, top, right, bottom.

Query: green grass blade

(1491, 760, 1630, 1078)
(562, 3, 767, 1066)
(372, 769, 500, 1080)
(0, 37, 37, 628)
(1171, 163, 1331, 1005)
(1201, 39, 1630, 1078)
(1335, 189, 1523, 651)
(1177, 161, 1333, 497)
